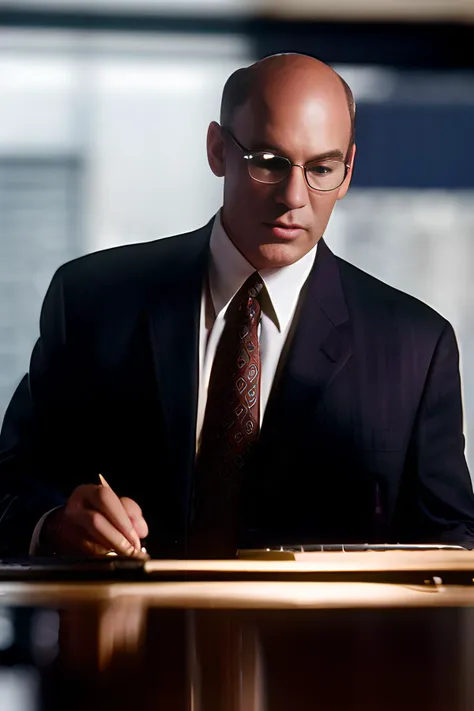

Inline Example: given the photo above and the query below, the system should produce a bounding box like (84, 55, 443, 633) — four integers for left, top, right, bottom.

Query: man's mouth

(264, 222, 306, 240)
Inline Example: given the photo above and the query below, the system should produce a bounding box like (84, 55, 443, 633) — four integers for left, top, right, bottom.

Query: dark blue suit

(1, 221, 473, 555)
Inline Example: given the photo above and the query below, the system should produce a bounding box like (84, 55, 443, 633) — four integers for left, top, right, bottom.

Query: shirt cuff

(29, 506, 63, 555)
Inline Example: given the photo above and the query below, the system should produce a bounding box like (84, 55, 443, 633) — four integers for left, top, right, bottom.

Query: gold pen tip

(98, 473, 109, 487)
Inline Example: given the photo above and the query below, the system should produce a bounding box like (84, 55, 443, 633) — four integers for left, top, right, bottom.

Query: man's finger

(120, 497, 149, 539)
(73, 508, 145, 558)
(128, 516, 148, 541)
(82, 485, 140, 550)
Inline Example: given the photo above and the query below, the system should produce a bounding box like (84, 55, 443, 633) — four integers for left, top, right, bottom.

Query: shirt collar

(209, 211, 317, 332)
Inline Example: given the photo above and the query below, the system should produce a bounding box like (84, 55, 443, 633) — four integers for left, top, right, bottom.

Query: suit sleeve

(398, 320, 474, 545)
(0, 268, 72, 555)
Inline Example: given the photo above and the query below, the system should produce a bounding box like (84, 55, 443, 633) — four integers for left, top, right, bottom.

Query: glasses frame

(222, 127, 351, 193)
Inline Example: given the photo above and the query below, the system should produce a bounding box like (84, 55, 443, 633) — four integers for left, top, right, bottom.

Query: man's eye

(307, 164, 333, 175)
(252, 155, 288, 171)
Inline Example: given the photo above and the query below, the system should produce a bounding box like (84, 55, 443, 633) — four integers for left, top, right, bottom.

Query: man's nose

(274, 164, 309, 210)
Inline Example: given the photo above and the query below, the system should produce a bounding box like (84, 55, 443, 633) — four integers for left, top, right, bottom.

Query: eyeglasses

(223, 128, 351, 193)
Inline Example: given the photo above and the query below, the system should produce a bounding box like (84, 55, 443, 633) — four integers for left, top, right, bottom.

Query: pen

(98, 474, 147, 556)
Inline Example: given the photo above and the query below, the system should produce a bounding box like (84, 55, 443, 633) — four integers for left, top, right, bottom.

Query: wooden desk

(1, 552, 474, 711)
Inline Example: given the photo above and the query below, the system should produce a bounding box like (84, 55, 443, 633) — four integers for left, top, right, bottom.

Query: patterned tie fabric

(188, 271, 263, 558)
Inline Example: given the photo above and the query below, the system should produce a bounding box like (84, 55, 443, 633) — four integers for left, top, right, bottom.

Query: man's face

(214, 75, 354, 270)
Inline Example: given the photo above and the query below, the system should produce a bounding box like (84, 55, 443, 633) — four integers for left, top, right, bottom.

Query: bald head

(220, 54, 355, 156)
(208, 52, 356, 270)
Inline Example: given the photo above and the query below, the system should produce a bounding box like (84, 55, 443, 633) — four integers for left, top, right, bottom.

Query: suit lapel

(147, 223, 211, 510)
(261, 238, 352, 441)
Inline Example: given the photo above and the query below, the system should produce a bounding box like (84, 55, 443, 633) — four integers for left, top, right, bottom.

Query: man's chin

(253, 241, 310, 269)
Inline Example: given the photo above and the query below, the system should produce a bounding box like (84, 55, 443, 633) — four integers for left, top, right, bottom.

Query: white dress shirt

(196, 212, 317, 450)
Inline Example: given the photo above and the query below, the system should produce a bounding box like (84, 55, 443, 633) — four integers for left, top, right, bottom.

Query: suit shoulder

(54, 224, 210, 292)
(336, 255, 448, 334)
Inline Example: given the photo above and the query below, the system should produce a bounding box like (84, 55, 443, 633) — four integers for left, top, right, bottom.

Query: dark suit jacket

(1, 221, 474, 556)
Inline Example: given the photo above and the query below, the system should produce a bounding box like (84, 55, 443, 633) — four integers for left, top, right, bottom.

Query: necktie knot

(236, 272, 263, 323)
(248, 279, 263, 299)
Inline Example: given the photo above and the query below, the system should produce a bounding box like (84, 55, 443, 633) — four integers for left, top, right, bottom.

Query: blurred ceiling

(2, 0, 474, 22)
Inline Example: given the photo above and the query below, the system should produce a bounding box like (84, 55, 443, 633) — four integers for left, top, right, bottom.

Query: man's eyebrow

(249, 144, 345, 162)
(307, 149, 345, 162)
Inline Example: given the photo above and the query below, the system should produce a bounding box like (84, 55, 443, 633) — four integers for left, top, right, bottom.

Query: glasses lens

(305, 160, 346, 191)
(247, 153, 290, 184)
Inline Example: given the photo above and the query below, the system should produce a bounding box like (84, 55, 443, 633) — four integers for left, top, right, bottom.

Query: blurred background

(1, 0, 474, 470)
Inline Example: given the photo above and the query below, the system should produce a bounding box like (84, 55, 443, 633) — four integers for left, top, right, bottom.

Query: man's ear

(207, 121, 226, 177)
(337, 143, 356, 201)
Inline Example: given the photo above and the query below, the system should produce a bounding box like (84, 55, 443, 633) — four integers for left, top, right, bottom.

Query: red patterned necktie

(188, 271, 263, 558)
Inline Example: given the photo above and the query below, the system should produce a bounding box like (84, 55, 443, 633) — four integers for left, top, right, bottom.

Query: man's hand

(41, 484, 149, 558)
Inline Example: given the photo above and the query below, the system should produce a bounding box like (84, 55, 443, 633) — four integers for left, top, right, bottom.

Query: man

(0, 53, 473, 559)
